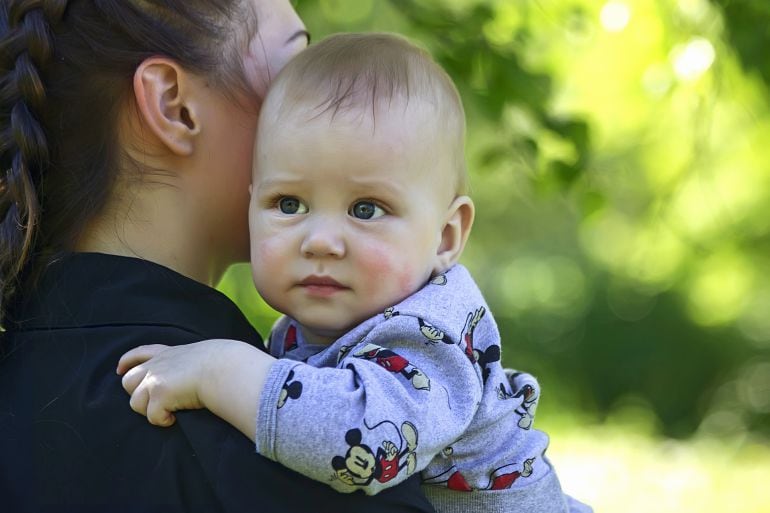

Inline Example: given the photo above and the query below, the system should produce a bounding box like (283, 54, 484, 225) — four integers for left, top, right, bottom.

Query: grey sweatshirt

(256, 264, 591, 513)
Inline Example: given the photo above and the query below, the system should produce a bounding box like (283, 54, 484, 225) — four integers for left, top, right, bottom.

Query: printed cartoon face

(331, 422, 419, 490)
(249, 100, 458, 343)
(331, 429, 378, 486)
(340, 445, 377, 483)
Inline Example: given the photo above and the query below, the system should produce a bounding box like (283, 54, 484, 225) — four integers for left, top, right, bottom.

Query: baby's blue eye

(350, 201, 385, 220)
(278, 197, 308, 214)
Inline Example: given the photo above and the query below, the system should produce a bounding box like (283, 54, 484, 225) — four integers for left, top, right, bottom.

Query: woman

(0, 1, 434, 512)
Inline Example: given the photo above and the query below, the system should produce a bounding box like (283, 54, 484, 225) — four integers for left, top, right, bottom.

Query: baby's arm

(117, 339, 275, 442)
(257, 315, 482, 495)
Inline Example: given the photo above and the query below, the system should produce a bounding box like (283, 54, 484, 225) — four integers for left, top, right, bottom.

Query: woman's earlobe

(433, 196, 475, 275)
(132, 57, 200, 156)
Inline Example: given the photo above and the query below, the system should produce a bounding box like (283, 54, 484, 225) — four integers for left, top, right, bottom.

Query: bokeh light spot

(600, 1, 631, 32)
(671, 37, 715, 81)
(686, 251, 752, 326)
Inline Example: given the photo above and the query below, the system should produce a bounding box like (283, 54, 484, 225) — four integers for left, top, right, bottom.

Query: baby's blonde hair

(265, 32, 468, 195)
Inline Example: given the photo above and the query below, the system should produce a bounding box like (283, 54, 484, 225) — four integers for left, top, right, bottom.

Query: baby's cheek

(251, 237, 287, 284)
(250, 243, 270, 274)
(254, 226, 296, 262)
(358, 242, 425, 302)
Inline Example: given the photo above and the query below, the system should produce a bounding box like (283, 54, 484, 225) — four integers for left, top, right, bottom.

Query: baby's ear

(433, 196, 474, 275)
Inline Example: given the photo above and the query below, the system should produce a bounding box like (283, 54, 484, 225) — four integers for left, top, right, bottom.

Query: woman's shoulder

(8, 252, 261, 344)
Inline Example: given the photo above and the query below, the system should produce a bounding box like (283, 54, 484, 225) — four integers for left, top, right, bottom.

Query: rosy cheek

(397, 267, 421, 296)
(356, 240, 395, 273)
(357, 241, 423, 299)
(251, 237, 289, 306)
(255, 237, 285, 269)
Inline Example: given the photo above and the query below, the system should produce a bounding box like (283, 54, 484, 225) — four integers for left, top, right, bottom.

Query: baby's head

(249, 33, 474, 344)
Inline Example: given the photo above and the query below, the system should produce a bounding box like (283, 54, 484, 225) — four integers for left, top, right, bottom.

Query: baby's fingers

(117, 344, 169, 375)
(121, 363, 149, 395)
(123, 367, 176, 427)
(128, 381, 150, 418)
(146, 396, 177, 427)
(127, 375, 175, 427)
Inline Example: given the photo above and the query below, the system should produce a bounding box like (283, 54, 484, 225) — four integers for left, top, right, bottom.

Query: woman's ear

(433, 196, 475, 275)
(132, 57, 201, 156)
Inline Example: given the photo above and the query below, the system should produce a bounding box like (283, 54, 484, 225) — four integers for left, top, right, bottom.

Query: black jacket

(0, 253, 434, 513)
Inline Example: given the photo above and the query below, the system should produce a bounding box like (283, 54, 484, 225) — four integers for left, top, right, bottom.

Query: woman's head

(0, 0, 306, 321)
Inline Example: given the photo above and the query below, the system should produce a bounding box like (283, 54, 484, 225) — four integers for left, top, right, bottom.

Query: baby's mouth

(298, 275, 349, 296)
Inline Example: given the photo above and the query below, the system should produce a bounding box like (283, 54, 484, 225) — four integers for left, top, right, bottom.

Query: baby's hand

(117, 342, 218, 427)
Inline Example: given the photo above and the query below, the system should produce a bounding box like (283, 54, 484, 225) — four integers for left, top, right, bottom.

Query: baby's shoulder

(380, 265, 495, 344)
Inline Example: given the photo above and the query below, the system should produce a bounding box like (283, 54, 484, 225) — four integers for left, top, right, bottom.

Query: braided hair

(0, 1, 65, 322)
(0, 0, 255, 325)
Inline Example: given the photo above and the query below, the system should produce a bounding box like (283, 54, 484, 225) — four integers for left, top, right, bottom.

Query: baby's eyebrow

(255, 178, 305, 191)
(346, 177, 404, 194)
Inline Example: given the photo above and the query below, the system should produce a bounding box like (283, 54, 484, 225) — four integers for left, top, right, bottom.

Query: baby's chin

(297, 323, 354, 346)
(291, 304, 395, 345)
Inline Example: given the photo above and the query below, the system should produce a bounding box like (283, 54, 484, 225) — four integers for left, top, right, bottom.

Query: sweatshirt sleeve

(255, 314, 483, 495)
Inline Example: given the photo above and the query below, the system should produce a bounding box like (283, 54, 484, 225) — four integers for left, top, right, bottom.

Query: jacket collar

(7, 252, 260, 343)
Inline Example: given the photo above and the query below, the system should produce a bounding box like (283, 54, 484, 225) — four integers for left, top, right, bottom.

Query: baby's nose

(300, 219, 346, 258)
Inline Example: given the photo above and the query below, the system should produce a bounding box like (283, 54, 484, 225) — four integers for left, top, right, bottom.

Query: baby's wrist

(198, 339, 269, 442)
(199, 339, 245, 411)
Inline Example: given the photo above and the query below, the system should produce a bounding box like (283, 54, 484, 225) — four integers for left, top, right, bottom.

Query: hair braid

(0, 0, 255, 329)
(0, 0, 66, 323)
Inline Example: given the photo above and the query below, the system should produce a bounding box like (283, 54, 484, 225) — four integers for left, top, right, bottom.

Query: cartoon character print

(385, 306, 441, 345)
(384, 307, 399, 319)
(352, 343, 431, 391)
(277, 369, 303, 409)
(474, 344, 500, 384)
(283, 324, 299, 353)
(460, 306, 486, 364)
(423, 465, 474, 492)
(417, 317, 451, 344)
(332, 421, 419, 488)
(430, 274, 448, 286)
(500, 370, 539, 429)
(513, 384, 538, 429)
(422, 446, 473, 492)
(423, 455, 535, 492)
(337, 343, 355, 364)
(417, 305, 488, 372)
(486, 458, 535, 490)
(498, 382, 514, 400)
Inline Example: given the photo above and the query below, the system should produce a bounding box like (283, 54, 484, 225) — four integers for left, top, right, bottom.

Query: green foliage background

(220, 0, 770, 446)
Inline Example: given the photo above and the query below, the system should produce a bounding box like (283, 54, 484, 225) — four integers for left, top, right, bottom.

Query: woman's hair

(0, 0, 255, 324)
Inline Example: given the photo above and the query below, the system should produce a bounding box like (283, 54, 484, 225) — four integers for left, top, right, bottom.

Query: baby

(119, 33, 591, 513)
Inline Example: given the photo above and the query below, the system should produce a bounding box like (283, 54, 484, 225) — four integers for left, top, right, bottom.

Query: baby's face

(249, 103, 456, 343)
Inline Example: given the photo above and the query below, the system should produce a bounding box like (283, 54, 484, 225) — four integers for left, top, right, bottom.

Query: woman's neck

(75, 181, 230, 287)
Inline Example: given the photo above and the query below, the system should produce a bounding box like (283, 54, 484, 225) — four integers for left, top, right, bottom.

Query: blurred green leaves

(713, 0, 770, 88)
(221, 0, 770, 440)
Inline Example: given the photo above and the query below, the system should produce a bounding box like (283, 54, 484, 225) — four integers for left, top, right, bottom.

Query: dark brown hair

(0, 0, 254, 324)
